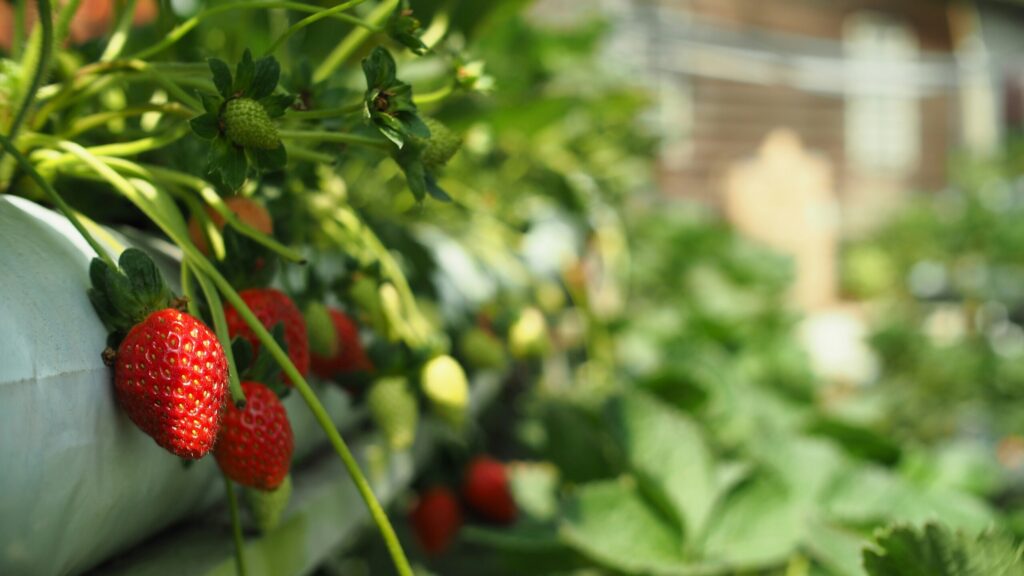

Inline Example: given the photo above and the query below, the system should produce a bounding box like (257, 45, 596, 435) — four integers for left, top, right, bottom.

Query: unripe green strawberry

(246, 474, 292, 533)
(420, 355, 469, 429)
(223, 98, 279, 150)
(305, 302, 339, 359)
(509, 306, 550, 359)
(459, 327, 506, 371)
(421, 117, 461, 170)
(367, 377, 418, 450)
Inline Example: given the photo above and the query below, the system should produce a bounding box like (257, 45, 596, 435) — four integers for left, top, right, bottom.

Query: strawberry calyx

(88, 248, 176, 347)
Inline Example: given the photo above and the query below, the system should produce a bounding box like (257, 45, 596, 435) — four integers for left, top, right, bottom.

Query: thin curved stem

(132, 1, 372, 60)
(286, 102, 363, 120)
(263, 0, 374, 56)
(193, 262, 246, 407)
(223, 475, 249, 576)
(0, 132, 115, 268)
(62, 103, 193, 138)
(314, 0, 398, 83)
(100, 0, 139, 62)
(279, 129, 392, 151)
(3, 0, 53, 162)
(413, 83, 454, 106)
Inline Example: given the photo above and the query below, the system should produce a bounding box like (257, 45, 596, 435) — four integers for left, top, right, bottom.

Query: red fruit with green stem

(215, 380, 294, 490)
(311, 307, 374, 379)
(462, 456, 517, 524)
(410, 487, 462, 555)
(89, 249, 229, 459)
(224, 288, 310, 385)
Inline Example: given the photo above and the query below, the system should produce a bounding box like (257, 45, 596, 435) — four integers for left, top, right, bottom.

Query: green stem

(193, 263, 246, 407)
(286, 102, 362, 120)
(314, 0, 398, 83)
(144, 166, 306, 264)
(12, 1, 25, 59)
(62, 103, 193, 138)
(205, 270, 414, 576)
(180, 261, 202, 318)
(223, 475, 249, 576)
(3, 0, 53, 162)
(132, 1, 374, 60)
(54, 0, 84, 46)
(263, 0, 374, 56)
(0, 132, 115, 268)
(278, 129, 392, 151)
(288, 145, 337, 165)
(413, 83, 454, 106)
(100, 0, 140, 62)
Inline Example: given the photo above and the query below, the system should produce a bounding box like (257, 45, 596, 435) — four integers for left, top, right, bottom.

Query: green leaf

(231, 337, 255, 377)
(425, 175, 451, 202)
(251, 144, 287, 172)
(249, 55, 280, 100)
(233, 49, 256, 95)
(509, 462, 560, 521)
(200, 92, 222, 115)
(702, 474, 805, 569)
(863, 523, 1024, 576)
(208, 58, 233, 98)
(560, 479, 694, 575)
(259, 93, 294, 118)
(803, 518, 867, 576)
(190, 113, 219, 139)
(607, 392, 715, 540)
(405, 114, 431, 139)
(361, 47, 397, 88)
(119, 248, 170, 309)
(400, 155, 426, 201)
(214, 140, 248, 190)
(386, 3, 429, 55)
(377, 114, 407, 148)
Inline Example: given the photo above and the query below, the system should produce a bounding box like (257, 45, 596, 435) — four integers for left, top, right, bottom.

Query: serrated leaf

(702, 474, 805, 569)
(607, 392, 715, 540)
(260, 93, 294, 118)
(208, 58, 233, 97)
(190, 113, 220, 139)
(251, 143, 287, 172)
(863, 523, 1024, 576)
(249, 56, 280, 100)
(233, 49, 256, 95)
(560, 480, 693, 575)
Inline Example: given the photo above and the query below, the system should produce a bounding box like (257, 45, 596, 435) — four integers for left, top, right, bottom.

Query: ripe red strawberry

(215, 381, 294, 490)
(225, 288, 310, 385)
(115, 308, 228, 459)
(410, 487, 462, 555)
(310, 307, 374, 379)
(462, 456, 517, 524)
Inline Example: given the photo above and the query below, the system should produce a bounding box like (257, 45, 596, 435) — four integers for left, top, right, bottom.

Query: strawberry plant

(4, 1, 1024, 576)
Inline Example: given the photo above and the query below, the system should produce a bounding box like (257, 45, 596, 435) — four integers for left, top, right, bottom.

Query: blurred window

(843, 12, 920, 174)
